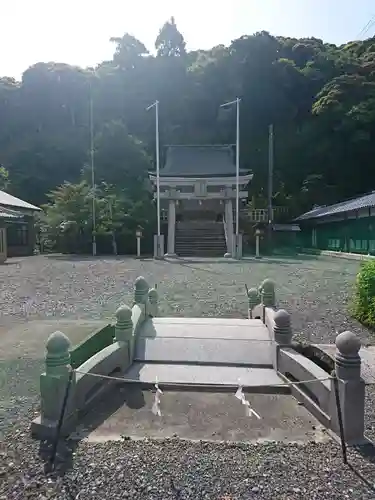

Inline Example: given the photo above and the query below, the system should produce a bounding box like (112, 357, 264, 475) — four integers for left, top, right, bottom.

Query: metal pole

(155, 101, 161, 238)
(236, 98, 240, 238)
(49, 369, 73, 471)
(89, 85, 97, 257)
(333, 373, 348, 464)
(267, 124, 274, 251)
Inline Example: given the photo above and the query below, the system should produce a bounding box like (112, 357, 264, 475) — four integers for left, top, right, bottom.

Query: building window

(7, 224, 28, 246)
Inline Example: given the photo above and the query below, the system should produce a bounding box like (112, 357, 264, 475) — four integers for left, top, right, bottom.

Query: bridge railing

(247, 277, 365, 445)
(31, 275, 158, 440)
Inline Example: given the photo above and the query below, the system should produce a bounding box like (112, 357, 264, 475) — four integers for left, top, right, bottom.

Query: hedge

(352, 260, 375, 329)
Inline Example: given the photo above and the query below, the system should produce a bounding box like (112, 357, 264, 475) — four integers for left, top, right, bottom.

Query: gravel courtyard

(2, 253, 375, 499)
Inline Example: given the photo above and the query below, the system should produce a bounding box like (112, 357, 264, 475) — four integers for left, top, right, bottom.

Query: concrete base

(164, 253, 177, 259)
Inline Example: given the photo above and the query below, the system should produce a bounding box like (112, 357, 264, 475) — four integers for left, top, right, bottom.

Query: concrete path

(131, 316, 280, 389)
(136, 317, 272, 367)
(83, 389, 329, 444)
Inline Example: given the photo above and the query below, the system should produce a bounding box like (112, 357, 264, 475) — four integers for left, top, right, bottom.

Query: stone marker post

(39, 331, 74, 433)
(273, 309, 292, 344)
(147, 288, 159, 317)
(115, 304, 134, 363)
(259, 279, 276, 308)
(247, 287, 259, 319)
(258, 278, 276, 322)
(331, 331, 365, 445)
(134, 276, 150, 306)
(272, 309, 292, 370)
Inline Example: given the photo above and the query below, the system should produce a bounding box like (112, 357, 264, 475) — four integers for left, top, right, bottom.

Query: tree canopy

(1, 20, 375, 217)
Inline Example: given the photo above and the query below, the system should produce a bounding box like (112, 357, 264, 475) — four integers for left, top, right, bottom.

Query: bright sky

(2, 0, 374, 79)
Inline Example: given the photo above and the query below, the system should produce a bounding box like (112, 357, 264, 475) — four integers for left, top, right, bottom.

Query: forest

(1, 18, 375, 251)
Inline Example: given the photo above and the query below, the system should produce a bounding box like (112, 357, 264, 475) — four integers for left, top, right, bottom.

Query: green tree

(155, 17, 186, 57)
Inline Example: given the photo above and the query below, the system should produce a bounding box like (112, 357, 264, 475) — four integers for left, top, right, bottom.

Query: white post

(155, 101, 161, 241)
(165, 199, 176, 257)
(235, 98, 240, 240)
(137, 237, 141, 258)
(224, 199, 234, 257)
(220, 98, 241, 259)
(255, 229, 261, 259)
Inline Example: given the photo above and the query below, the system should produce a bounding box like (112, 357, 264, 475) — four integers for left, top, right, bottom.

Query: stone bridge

(31, 276, 366, 447)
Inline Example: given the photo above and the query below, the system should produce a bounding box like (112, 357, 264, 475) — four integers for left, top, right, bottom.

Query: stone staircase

(175, 221, 227, 257)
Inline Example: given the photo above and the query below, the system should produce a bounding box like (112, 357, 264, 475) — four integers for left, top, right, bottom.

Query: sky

(2, 0, 375, 79)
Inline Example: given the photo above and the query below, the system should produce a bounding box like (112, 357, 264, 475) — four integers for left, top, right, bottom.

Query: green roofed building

(296, 192, 375, 254)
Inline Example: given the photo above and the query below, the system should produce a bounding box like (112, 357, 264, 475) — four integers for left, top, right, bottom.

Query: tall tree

(155, 17, 186, 57)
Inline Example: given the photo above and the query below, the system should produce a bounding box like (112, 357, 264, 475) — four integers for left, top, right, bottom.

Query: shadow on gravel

(44, 254, 136, 262)
(347, 442, 375, 493)
(38, 384, 146, 475)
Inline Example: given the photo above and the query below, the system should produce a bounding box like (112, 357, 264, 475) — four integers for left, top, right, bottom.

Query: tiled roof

(153, 145, 246, 177)
(296, 192, 375, 221)
(0, 190, 40, 211)
(0, 206, 24, 219)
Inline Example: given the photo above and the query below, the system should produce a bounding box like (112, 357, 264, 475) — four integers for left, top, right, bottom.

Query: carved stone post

(134, 276, 149, 305)
(40, 331, 73, 425)
(331, 331, 365, 445)
(259, 279, 276, 308)
(147, 288, 159, 318)
(115, 305, 133, 342)
(273, 309, 292, 345)
(247, 287, 259, 319)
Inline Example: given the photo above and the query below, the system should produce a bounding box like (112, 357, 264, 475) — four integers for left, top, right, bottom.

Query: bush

(352, 260, 375, 328)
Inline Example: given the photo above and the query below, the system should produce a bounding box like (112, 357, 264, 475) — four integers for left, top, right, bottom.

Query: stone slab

(82, 390, 329, 444)
(140, 317, 269, 341)
(125, 362, 283, 388)
(318, 344, 375, 384)
(134, 337, 272, 366)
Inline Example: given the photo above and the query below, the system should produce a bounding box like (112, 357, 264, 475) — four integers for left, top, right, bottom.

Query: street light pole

(267, 124, 274, 251)
(146, 100, 161, 256)
(220, 98, 241, 256)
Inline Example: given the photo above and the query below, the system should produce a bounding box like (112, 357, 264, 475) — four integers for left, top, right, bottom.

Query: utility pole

(267, 124, 274, 252)
(146, 100, 161, 257)
(89, 84, 96, 257)
(220, 98, 241, 257)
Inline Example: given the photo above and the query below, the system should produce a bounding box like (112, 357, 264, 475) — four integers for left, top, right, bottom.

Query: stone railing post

(115, 304, 134, 363)
(259, 279, 276, 308)
(271, 309, 292, 370)
(115, 305, 133, 342)
(247, 287, 260, 319)
(132, 276, 150, 337)
(39, 331, 73, 428)
(147, 287, 159, 317)
(273, 309, 292, 345)
(331, 331, 365, 445)
(134, 276, 150, 306)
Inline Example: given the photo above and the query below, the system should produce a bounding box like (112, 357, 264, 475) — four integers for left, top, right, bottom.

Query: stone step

(134, 336, 272, 367)
(125, 362, 285, 391)
(141, 317, 268, 338)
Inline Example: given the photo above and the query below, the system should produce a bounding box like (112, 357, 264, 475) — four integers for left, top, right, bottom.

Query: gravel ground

(2, 438, 375, 499)
(0, 254, 369, 342)
(1, 254, 375, 499)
